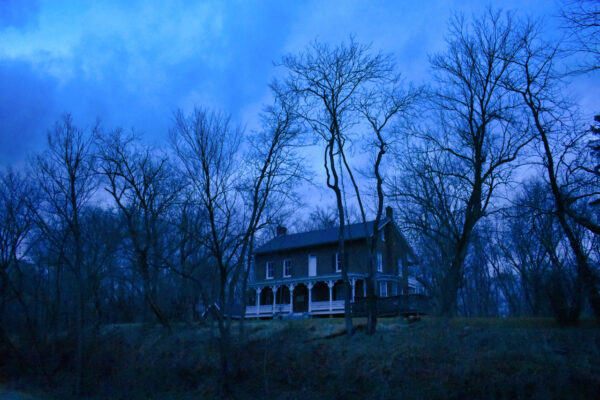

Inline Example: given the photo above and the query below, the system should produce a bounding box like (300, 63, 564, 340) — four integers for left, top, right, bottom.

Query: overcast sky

(0, 0, 597, 168)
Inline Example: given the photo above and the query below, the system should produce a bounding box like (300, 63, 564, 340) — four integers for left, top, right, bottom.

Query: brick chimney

(385, 206, 393, 219)
(276, 225, 287, 236)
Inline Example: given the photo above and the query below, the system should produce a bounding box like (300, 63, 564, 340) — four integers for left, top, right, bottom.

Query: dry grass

(1, 317, 600, 399)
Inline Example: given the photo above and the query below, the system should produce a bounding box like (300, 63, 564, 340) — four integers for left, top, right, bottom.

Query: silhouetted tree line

(0, 2, 599, 396)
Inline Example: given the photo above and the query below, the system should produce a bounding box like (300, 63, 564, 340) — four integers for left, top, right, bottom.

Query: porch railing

(245, 300, 345, 316)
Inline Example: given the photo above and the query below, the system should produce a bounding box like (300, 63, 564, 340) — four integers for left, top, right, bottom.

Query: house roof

(255, 218, 391, 254)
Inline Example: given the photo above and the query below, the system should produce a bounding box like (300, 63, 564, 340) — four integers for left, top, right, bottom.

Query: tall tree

(171, 109, 243, 390)
(506, 20, 600, 320)
(235, 97, 302, 341)
(96, 129, 181, 329)
(277, 38, 412, 334)
(391, 10, 529, 316)
(34, 115, 97, 395)
(0, 169, 45, 378)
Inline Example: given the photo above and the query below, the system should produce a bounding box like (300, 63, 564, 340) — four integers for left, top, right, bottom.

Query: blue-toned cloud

(0, 0, 300, 160)
(0, 0, 596, 169)
(0, 58, 57, 164)
(0, 0, 40, 30)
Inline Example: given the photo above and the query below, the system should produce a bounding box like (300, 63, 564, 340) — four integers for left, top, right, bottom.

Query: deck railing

(246, 300, 346, 316)
(245, 304, 292, 315)
(311, 300, 344, 312)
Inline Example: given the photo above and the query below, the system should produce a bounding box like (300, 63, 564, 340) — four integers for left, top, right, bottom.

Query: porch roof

(249, 272, 369, 288)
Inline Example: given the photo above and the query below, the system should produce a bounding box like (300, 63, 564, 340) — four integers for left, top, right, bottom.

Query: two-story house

(245, 207, 422, 317)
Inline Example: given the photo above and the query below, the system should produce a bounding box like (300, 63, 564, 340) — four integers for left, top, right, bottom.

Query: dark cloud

(0, 0, 40, 30)
(0, 0, 301, 161)
(0, 0, 596, 169)
(0, 58, 57, 164)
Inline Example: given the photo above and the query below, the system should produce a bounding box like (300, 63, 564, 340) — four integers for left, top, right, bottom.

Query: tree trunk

(531, 104, 600, 322)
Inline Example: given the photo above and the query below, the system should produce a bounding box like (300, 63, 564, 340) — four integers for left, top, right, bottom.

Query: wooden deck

(351, 294, 431, 317)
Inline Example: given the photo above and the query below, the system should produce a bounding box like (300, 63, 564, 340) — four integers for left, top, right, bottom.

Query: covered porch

(245, 274, 368, 317)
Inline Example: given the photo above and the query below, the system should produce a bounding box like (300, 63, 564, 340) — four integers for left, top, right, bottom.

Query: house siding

(253, 221, 412, 293)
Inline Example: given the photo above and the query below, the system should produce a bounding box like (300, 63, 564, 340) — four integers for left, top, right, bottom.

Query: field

(1, 317, 600, 399)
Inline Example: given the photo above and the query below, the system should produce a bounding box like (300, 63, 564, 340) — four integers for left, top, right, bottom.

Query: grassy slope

(2, 317, 600, 399)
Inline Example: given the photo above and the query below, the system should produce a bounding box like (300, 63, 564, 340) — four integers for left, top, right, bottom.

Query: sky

(0, 0, 597, 170)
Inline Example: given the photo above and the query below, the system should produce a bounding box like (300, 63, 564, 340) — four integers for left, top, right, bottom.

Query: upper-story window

(266, 261, 274, 279)
(379, 281, 388, 297)
(377, 252, 383, 272)
(335, 252, 342, 272)
(397, 259, 403, 277)
(283, 259, 292, 277)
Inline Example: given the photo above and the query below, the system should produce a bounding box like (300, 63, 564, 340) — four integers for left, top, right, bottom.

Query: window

(335, 252, 342, 272)
(393, 283, 398, 296)
(377, 252, 383, 272)
(397, 259, 403, 277)
(381, 229, 385, 242)
(379, 281, 388, 297)
(283, 259, 292, 277)
(266, 261, 274, 279)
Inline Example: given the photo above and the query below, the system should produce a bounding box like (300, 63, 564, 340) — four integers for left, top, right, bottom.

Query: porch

(245, 274, 370, 317)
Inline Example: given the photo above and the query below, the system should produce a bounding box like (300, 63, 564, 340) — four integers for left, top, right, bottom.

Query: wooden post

(351, 279, 356, 302)
(328, 281, 334, 312)
(256, 287, 262, 316)
(307, 282, 313, 313)
(272, 286, 279, 314)
(288, 284, 295, 314)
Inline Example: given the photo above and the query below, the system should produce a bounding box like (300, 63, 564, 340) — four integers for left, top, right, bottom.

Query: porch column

(351, 279, 356, 302)
(363, 279, 367, 297)
(272, 286, 279, 314)
(328, 280, 334, 312)
(307, 282, 314, 313)
(288, 284, 295, 314)
(256, 287, 262, 316)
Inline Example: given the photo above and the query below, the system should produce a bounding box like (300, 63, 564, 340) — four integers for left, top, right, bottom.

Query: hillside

(2, 317, 599, 399)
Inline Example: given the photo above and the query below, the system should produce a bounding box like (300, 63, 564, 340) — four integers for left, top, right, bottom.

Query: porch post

(351, 279, 356, 302)
(272, 286, 279, 314)
(328, 280, 334, 312)
(307, 282, 314, 313)
(288, 284, 295, 314)
(256, 287, 262, 316)
(363, 279, 367, 297)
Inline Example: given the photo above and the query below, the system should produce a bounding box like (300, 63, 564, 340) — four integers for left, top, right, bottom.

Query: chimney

(276, 225, 287, 236)
(385, 206, 393, 219)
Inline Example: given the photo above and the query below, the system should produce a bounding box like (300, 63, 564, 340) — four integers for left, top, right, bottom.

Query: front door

(308, 254, 317, 277)
(293, 284, 308, 312)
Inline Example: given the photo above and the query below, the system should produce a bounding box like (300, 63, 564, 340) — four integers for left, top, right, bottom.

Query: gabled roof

(255, 218, 391, 254)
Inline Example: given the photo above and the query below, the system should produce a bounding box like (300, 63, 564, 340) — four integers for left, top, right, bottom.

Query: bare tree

(354, 76, 420, 333)
(235, 98, 303, 341)
(0, 170, 36, 315)
(391, 10, 529, 316)
(96, 129, 181, 329)
(33, 115, 97, 395)
(277, 38, 414, 334)
(171, 109, 243, 391)
(170, 104, 301, 389)
(561, 0, 600, 72)
(0, 169, 47, 378)
(390, 141, 463, 313)
(506, 21, 600, 320)
(165, 192, 215, 321)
